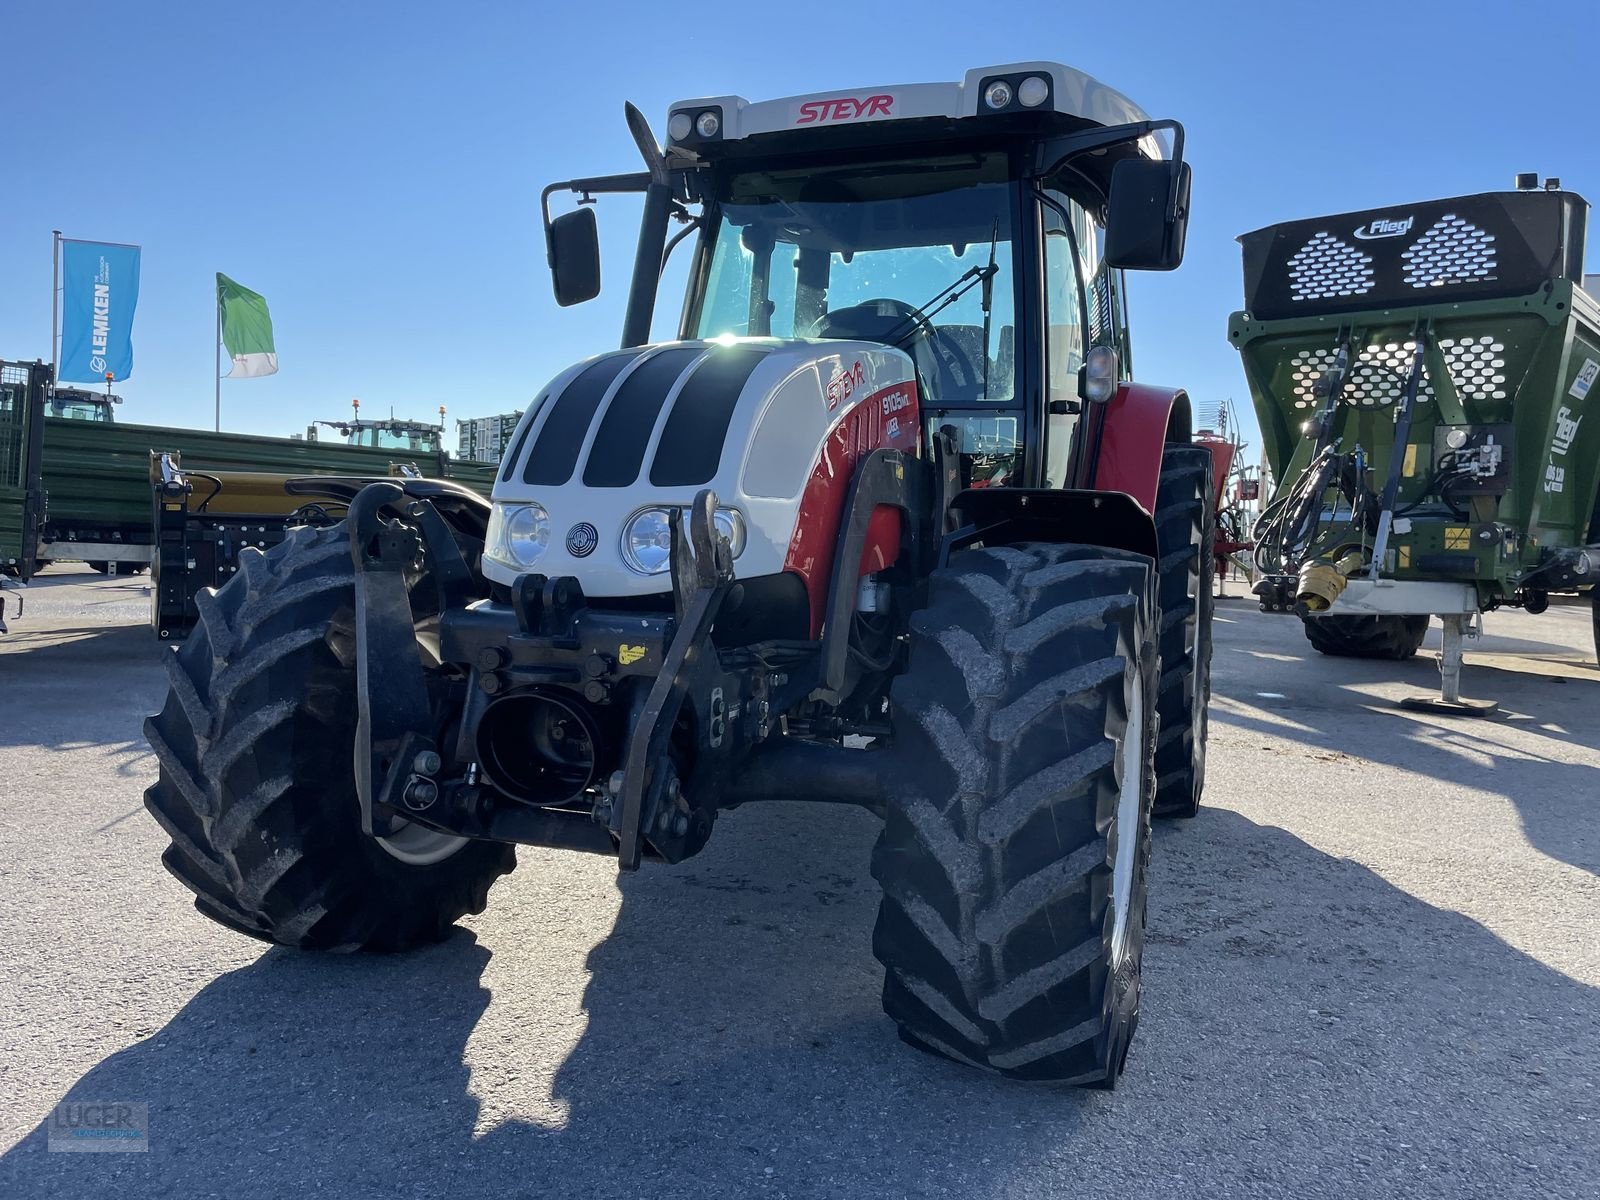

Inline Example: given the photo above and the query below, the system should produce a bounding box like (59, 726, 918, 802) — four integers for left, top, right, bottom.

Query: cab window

(1041, 190, 1104, 487)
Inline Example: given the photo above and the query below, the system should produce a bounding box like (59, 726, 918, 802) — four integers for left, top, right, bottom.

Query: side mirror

(1103, 157, 1191, 271)
(548, 207, 601, 307)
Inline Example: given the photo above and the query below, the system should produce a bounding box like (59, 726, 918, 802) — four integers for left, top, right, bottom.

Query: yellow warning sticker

(1403, 443, 1419, 477)
(618, 644, 647, 665)
(1398, 546, 1411, 568)
(1444, 527, 1471, 550)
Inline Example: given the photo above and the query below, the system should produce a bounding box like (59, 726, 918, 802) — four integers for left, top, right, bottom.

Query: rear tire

(143, 524, 515, 951)
(873, 543, 1158, 1086)
(1152, 446, 1215, 819)
(1302, 613, 1429, 660)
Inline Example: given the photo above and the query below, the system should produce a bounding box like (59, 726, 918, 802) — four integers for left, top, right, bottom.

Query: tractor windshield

(358, 425, 440, 453)
(694, 154, 1018, 404)
(47, 396, 114, 422)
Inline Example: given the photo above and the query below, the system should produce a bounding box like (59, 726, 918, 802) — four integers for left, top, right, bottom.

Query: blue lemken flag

(59, 240, 141, 383)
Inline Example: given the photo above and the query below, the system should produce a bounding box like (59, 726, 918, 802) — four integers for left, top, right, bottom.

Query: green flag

(217, 273, 278, 378)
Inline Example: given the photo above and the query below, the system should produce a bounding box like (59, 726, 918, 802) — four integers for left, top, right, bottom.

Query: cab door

(1040, 187, 1127, 490)
(1039, 190, 1093, 488)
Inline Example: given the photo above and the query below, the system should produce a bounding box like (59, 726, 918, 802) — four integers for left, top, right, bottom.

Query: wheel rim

(376, 821, 469, 866)
(1110, 674, 1147, 965)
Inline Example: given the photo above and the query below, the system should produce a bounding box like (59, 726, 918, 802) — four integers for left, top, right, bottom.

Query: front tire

(143, 524, 515, 950)
(873, 543, 1158, 1086)
(1302, 613, 1429, 660)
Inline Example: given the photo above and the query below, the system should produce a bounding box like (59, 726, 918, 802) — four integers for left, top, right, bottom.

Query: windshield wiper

(979, 220, 998, 397)
(881, 244, 1001, 350)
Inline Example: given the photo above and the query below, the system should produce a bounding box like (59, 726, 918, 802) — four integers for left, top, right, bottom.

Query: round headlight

(695, 110, 721, 138)
(1017, 76, 1049, 108)
(503, 503, 550, 567)
(983, 81, 1013, 110)
(622, 508, 675, 575)
(713, 508, 747, 559)
(667, 112, 693, 141)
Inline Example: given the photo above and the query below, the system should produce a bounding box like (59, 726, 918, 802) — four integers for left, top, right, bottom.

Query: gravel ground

(2, 565, 1596, 1198)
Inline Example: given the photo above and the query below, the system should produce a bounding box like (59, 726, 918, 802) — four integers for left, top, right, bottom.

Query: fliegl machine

(1232, 176, 1599, 712)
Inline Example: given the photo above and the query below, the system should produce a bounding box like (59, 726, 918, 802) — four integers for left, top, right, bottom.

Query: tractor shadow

(3, 807, 1597, 1199)
(0, 621, 160, 769)
(1211, 601, 1600, 878)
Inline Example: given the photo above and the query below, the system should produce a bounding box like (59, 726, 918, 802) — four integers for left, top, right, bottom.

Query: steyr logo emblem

(1352, 215, 1414, 240)
(826, 360, 865, 411)
(796, 95, 893, 125)
(565, 522, 599, 557)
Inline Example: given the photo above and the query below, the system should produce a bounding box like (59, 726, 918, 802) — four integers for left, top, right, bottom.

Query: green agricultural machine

(0, 357, 497, 635)
(1232, 179, 1598, 711)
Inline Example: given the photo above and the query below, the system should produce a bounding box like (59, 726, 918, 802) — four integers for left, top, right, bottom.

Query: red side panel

(1091, 382, 1188, 514)
(1192, 433, 1238, 512)
(784, 382, 920, 635)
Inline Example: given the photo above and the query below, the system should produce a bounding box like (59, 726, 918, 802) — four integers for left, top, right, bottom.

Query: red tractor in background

(1195, 401, 1254, 592)
(142, 63, 1211, 1088)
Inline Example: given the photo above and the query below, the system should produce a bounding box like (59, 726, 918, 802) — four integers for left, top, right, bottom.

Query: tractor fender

(1090, 382, 1193, 513)
(947, 488, 1158, 562)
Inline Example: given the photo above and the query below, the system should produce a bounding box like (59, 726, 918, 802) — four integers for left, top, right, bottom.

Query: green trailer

(1231, 182, 1598, 709)
(0, 358, 495, 632)
(0, 362, 50, 629)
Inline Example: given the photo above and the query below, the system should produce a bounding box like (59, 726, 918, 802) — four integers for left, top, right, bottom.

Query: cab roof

(666, 62, 1156, 157)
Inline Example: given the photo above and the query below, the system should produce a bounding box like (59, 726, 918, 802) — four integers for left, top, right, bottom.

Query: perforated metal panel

(1402, 215, 1497, 289)
(0, 364, 28, 489)
(1286, 343, 1435, 410)
(1439, 336, 1509, 401)
(1238, 190, 1585, 319)
(1288, 348, 1340, 410)
(1346, 342, 1433, 407)
(1286, 232, 1375, 302)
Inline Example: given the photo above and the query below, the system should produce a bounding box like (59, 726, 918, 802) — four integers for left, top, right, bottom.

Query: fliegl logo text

(825, 361, 865, 411)
(1352, 215, 1415, 241)
(796, 95, 893, 125)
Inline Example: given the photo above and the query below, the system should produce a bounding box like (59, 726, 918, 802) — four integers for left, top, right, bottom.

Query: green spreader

(1230, 181, 1598, 711)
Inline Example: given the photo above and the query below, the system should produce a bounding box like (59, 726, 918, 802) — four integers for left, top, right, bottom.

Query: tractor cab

(308, 413, 445, 454)
(47, 387, 119, 423)
(542, 62, 1189, 499)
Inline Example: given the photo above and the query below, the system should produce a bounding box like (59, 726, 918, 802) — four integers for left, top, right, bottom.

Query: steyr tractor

(144, 62, 1212, 1087)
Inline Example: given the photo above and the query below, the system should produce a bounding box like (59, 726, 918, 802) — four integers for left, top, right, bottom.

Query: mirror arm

(541, 174, 654, 267)
(1033, 117, 1186, 214)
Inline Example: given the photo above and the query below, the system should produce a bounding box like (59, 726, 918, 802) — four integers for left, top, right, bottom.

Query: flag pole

(49, 230, 61, 395)
(214, 279, 221, 432)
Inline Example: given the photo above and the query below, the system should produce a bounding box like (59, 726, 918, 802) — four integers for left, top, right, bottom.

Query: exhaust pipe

(475, 690, 602, 806)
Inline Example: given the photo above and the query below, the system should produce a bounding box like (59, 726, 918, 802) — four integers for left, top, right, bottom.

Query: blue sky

(4, 0, 1595, 458)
